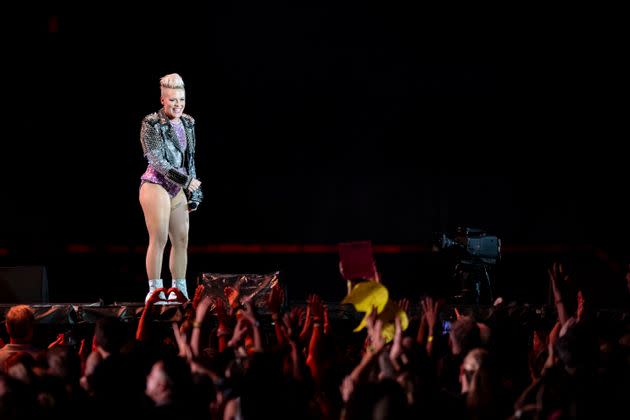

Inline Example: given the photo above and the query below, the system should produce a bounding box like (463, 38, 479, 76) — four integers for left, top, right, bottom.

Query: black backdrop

(2, 2, 627, 305)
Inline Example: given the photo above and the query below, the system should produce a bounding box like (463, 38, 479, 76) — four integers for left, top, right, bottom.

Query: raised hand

(195, 294, 214, 323)
(372, 262, 381, 283)
(454, 307, 462, 320)
(192, 285, 206, 310)
(240, 301, 257, 325)
(213, 296, 229, 326)
(289, 306, 305, 331)
(167, 287, 188, 304)
(548, 262, 571, 324)
(365, 306, 385, 352)
(370, 320, 385, 353)
(397, 298, 410, 314)
(310, 294, 324, 321)
(282, 312, 294, 338)
(389, 315, 403, 364)
(340, 375, 356, 403)
(267, 284, 284, 315)
(172, 322, 192, 360)
(224, 286, 240, 310)
(577, 290, 586, 320)
(146, 287, 167, 306)
(548, 262, 570, 299)
(305, 294, 314, 322)
(299, 295, 315, 342)
(420, 296, 439, 333)
(365, 305, 378, 332)
(227, 318, 249, 348)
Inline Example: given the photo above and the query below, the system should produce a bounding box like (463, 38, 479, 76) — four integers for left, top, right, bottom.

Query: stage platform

(1, 301, 357, 325)
(2, 301, 627, 326)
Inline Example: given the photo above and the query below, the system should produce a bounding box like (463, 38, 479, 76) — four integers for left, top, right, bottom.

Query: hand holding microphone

(188, 178, 202, 192)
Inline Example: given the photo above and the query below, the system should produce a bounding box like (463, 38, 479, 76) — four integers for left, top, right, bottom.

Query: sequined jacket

(140, 109, 203, 209)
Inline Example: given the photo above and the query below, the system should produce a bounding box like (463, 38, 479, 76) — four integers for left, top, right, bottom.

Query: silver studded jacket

(140, 109, 203, 209)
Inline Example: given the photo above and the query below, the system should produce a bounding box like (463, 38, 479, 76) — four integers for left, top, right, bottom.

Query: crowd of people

(1, 262, 629, 419)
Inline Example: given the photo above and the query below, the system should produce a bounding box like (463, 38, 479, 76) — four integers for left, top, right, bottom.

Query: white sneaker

(145, 279, 168, 304)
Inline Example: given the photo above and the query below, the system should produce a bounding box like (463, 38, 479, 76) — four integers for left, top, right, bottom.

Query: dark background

(1, 2, 627, 306)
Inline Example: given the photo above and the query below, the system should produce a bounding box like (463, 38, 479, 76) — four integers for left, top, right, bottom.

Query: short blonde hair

(160, 73, 185, 96)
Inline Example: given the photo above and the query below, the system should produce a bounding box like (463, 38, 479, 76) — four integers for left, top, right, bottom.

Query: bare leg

(139, 183, 171, 279)
(168, 189, 190, 279)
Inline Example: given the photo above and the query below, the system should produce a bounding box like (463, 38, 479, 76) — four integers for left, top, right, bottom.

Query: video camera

(434, 227, 501, 265)
(433, 227, 501, 304)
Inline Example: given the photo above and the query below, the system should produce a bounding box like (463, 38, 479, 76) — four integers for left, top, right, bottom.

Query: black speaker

(0, 266, 49, 303)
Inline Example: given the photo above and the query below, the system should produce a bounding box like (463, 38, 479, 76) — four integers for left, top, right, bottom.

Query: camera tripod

(451, 259, 496, 305)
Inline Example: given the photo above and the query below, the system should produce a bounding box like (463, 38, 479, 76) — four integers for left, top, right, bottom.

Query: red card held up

(338, 241, 376, 281)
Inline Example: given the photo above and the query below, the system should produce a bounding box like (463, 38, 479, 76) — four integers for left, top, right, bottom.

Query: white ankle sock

(146, 279, 166, 302)
(172, 278, 189, 300)
(148, 279, 163, 290)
